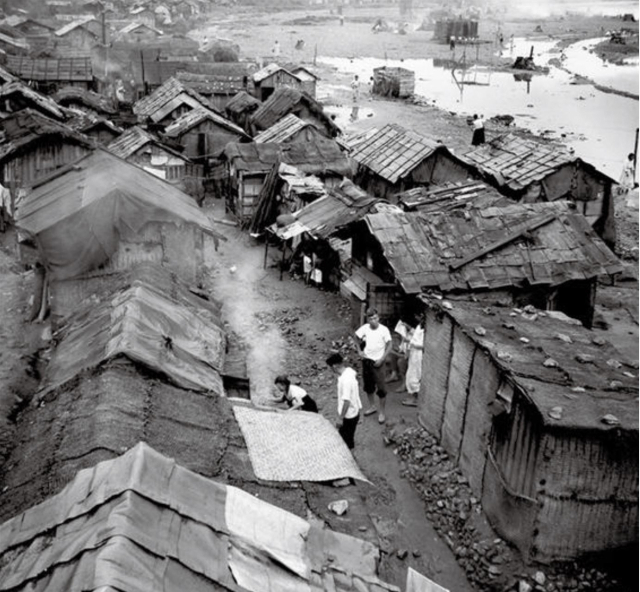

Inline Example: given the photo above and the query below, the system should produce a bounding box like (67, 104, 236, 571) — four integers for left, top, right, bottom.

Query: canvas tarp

(0, 443, 396, 592)
(16, 149, 222, 280)
(40, 271, 226, 395)
(233, 405, 369, 483)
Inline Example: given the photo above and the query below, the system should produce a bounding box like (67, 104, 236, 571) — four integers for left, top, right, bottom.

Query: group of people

(272, 308, 425, 452)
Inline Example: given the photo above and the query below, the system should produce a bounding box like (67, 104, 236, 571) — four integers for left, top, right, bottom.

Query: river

(319, 35, 638, 179)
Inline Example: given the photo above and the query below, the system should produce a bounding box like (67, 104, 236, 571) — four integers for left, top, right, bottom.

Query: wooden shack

(418, 299, 638, 563)
(433, 18, 478, 42)
(107, 126, 194, 185)
(351, 124, 475, 202)
(225, 90, 261, 134)
(116, 22, 163, 43)
(250, 86, 341, 139)
(351, 202, 623, 328)
(286, 65, 319, 99)
(0, 109, 94, 188)
(372, 66, 415, 99)
(176, 67, 251, 112)
(15, 149, 223, 323)
(5, 56, 95, 93)
(462, 134, 617, 248)
(252, 63, 301, 101)
(162, 107, 249, 164)
(54, 19, 100, 51)
(254, 113, 324, 145)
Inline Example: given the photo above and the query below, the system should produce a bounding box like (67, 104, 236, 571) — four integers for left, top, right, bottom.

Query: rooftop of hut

(423, 298, 638, 432)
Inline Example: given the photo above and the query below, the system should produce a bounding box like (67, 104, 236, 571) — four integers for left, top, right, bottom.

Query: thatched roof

(363, 201, 623, 294)
(428, 298, 638, 431)
(250, 86, 340, 137)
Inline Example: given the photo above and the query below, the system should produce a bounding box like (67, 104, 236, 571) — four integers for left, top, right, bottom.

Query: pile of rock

(390, 426, 622, 592)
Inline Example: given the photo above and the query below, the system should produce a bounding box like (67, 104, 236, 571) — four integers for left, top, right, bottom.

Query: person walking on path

(401, 319, 425, 407)
(274, 375, 318, 412)
(355, 308, 393, 424)
(327, 353, 362, 450)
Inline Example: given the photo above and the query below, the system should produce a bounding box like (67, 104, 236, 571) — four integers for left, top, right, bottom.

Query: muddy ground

(0, 3, 637, 592)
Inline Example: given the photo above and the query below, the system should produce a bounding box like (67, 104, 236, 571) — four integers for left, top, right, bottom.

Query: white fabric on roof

(232, 406, 368, 483)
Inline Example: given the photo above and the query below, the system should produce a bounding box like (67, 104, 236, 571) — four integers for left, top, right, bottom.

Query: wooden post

(263, 235, 269, 269)
(279, 240, 286, 281)
(633, 127, 639, 180)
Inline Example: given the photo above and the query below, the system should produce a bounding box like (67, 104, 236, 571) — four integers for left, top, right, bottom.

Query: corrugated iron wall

(532, 430, 639, 562)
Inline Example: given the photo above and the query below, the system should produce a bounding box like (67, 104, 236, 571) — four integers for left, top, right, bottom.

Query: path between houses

(202, 202, 476, 592)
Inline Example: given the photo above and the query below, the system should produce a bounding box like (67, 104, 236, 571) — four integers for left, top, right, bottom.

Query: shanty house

(252, 63, 301, 101)
(54, 19, 100, 51)
(250, 86, 340, 138)
(6, 17, 55, 39)
(75, 117, 122, 145)
(418, 299, 637, 563)
(54, 86, 115, 116)
(162, 107, 249, 164)
(133, 76, 217, 126)
(223, 137, 352, 221)
(351, 202, 622, 328)
(130, 5, 156, 27)
(107, 125, 195, 185)
(350, 124, 475, 202)
(0, 109, 94, 188)
(462, 134, 617, 247)
(254, 113, 324, 145)
(16, 149, 222, 322)
(0, 30, 29, 56)
(266, 178, 386, 292)
(225, 90, 261, 134)
(286, 64, 319, 98)
(6, 55, 95, 93)
(0, 81, 67, 120)
(116, 21, 163, 43)
(0, 442, 396, 592)
(396, 180, 508, 213)
(176, 67, 251, 112)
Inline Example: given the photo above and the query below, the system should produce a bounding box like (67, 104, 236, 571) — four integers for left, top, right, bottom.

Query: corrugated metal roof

(163, 106, 247, 139)
(254, 113, 315, 144)
(273, 179, 383, 240)
(364, 201, 624, 294)
(16, 149, 220, 279)
(461, 133, 616, 191)
(0, 442, 400, 592)
(430, 299, 638, 431)
(252, 62, 300, 83)
(133, 76, 217, 120)
(350, 123, 444, 184)
(396, 180, 508, 213)
(250, 86, 340, 136)
(6, 55, 93, 81)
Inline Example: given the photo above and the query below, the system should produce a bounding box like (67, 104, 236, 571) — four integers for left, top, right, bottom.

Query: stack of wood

(372, 67, 415, 99)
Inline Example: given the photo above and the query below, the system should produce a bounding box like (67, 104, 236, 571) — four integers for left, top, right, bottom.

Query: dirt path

(202, 202, 475, 591)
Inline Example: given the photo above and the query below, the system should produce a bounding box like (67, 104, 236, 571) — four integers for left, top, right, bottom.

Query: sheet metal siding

(458, 349, 500, 493)
(490, 393, 541, 500)
(482, 450, 538, 559)
(418, 310, 453, 437)
(4, 142, 91, 186)
(440, 327, 475, 458)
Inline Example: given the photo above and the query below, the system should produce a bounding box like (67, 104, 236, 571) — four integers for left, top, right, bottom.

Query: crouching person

(326, 353, 362, 450)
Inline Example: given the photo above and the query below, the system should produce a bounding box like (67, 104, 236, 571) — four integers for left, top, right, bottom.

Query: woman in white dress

(402, 320, 424, 407)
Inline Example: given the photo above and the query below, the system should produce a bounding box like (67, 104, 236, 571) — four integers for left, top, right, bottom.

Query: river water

(319, 37, 638, 179)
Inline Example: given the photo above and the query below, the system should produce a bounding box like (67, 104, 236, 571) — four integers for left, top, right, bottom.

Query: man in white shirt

(326, 353, 362, 450)
(354, 308, 393, 424)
